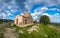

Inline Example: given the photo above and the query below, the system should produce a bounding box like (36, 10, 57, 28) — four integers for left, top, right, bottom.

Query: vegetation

(0, 19, 60, 38)
(0, 20, 3, 24)
(12, 23, 60, 38)
(0, 32, 4, 38)
(39, 15, 50, 24)
(0, 23, 60, 38)
(0, 26, 5, 38)
(0, 19, 14, 24)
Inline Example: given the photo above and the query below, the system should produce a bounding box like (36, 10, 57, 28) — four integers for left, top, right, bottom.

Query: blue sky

(0, 0, 60, 23)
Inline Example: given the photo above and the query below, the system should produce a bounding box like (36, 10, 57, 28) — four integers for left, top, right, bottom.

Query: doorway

(16, 18, 18, 24)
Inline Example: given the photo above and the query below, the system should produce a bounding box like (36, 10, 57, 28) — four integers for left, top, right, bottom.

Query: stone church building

(14, 13, 33, 26)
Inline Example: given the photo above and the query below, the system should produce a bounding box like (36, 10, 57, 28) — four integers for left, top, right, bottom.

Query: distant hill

(0, 19, 14, 23)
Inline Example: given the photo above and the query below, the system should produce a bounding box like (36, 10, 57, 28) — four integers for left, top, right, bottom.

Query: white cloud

(24, 0, 60, 13)
(40, 7, 48, 11)
(24, 2, 30, 10)
(31, 12, 42, 21)
(0, 13, 7, 19)
(54, 13, 60, 16)
(42, 13, 49, 16)
(42, 13, 60, 23)
(26, 0, 60, 7)
(50, 15, 60, 23)
(6, 11, 10, 13)
(0, 0, 18, 19)
(31, 7, 48, 21)
(20, 13, 24, 15)
(48, 8, 60, 12)
(8, 5, 12, 9)
(7, 13, 13, 16)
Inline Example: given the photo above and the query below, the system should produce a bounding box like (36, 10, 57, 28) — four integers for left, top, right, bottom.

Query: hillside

(11, 24, 60, 38)
(0, 23, 60, 38)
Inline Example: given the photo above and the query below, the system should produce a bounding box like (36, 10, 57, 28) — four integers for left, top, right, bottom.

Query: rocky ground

(4, 28, 18, 38)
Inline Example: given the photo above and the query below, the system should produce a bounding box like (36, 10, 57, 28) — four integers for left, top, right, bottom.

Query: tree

(0, 20, 2, 24)
(39, 15, 50, 24)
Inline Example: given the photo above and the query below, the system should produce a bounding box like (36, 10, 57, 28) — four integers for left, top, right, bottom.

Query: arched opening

(25, 19, 27, 24)
(16, 18, 18, 24)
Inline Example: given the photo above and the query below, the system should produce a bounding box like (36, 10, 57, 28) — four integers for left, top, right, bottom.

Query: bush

(13, 24, 16, 27)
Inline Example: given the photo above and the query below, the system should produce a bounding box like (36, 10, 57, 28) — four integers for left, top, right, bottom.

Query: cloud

(1, 0, 60, 13)
(25, 0, 60, 7)
(31, 5, 60, 23)
(0, 13, 6, 19)
(31, 7, 48, 21)
(0, 0, 19, 19)
(0, 0, 60, 22)
(7, 13, 13, 16)
(48, 8, 60, 11)
(15, 0, 28, 12)
(54, 13, 60, 16)
(42, 13, 60, 23)
(42, 13, 49, 16)
(34, 0, 60, 5)
(24, 0, 60, 12)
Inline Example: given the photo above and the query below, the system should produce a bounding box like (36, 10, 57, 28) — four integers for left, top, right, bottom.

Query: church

(14, 12, 33, 26)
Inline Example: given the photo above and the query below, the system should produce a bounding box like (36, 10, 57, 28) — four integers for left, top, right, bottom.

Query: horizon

(0, 0, 60, 23)
(0, 18, 60, 23)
